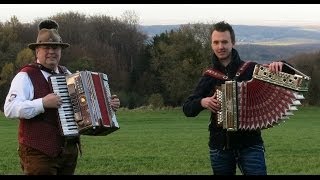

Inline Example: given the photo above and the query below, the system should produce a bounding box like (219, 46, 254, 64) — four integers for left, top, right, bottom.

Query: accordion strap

(234, 61, 253, 80)
(204, 61, 253, 81)
(58, 65, 70, 75)
(203, 68, 229, 81)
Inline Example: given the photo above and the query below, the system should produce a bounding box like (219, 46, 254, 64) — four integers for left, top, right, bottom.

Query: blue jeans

(209, 143, 267, 175)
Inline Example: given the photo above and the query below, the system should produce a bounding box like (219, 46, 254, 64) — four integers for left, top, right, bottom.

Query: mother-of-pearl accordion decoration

(216, 64, 310, 131)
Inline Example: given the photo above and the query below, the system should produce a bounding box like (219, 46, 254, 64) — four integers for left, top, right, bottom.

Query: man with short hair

(182, 21, 294, 175)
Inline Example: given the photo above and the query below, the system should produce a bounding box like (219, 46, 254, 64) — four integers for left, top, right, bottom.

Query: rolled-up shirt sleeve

(4, 72, 44, 119)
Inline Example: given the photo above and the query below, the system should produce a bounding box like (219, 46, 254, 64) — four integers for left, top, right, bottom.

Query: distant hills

(140, 25, 180, 39)
(233, 25, 320, 45)
(140, 24, 320, 63)
(140, 24, 320, 45)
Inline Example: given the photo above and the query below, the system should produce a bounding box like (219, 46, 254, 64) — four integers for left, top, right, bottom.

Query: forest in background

(0, 11, 319, 110)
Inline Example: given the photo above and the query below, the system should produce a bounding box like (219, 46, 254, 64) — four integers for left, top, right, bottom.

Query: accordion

(215, 64, 310, 131)
(49, 71, 119, 136)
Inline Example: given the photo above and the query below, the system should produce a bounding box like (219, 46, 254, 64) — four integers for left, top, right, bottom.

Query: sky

(0, 4, 320, 27)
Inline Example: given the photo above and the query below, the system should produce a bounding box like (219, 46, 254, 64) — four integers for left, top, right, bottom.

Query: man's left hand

(110, 95, 120, 112)
(267, 61, 284, 73)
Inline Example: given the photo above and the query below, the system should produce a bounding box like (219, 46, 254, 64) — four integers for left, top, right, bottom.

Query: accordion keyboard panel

(49, 75, 79, 136)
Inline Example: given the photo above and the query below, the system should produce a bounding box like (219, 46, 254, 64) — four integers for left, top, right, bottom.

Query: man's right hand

(42, 93, 62, 108)
(200, 93, 221, 113)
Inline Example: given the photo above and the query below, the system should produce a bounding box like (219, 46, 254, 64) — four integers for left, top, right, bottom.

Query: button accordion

(49, 71, 119, 136)
(215, 64, 310, 131)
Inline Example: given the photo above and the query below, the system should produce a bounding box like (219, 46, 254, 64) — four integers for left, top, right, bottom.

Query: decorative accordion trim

(253, 64, 310, 92)
(216, 64, 310, 131)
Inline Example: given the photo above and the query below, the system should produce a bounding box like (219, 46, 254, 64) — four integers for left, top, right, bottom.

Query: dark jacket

(182, 48, 294, 150)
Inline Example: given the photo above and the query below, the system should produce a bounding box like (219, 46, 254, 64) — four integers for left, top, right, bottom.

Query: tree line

(0, 12, 319, 111)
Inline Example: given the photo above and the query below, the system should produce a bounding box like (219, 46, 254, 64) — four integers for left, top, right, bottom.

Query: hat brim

(28, 42, 70, 50)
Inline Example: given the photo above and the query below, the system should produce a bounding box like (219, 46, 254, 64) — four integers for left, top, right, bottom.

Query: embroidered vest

(18, 64, 64, 157)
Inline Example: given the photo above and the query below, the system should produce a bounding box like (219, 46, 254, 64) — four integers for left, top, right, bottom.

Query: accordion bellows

(216, 64, 310, 131)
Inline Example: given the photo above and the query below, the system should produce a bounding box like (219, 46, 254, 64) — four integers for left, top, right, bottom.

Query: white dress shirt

(4, 67, 70, 119)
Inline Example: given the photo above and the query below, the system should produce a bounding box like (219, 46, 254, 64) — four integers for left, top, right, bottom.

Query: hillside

(140, 24, 320, 45)
(140, 24, 320, 63)
(236, 43, 320, 63)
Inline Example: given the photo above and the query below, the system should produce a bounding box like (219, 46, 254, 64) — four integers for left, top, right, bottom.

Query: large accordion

(215, 64, 310, 131)
(49, 71, 119, 136)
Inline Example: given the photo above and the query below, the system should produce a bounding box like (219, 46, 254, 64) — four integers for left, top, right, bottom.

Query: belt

(61, 136, 82, 156)
(63, 136, 80, 145)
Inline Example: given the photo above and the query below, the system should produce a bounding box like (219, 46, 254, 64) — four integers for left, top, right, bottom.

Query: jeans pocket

(209, 148, 220, 155)
(248, 143, 265, 152)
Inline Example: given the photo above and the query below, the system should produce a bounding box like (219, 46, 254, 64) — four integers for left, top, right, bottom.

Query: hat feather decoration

(38, 19, 59, 30)
(28, 19, 69, 50)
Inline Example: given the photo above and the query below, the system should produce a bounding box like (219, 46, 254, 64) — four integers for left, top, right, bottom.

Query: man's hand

(200, 92, 221, 113)
(42, 93, 62, 108)
(110, 95, 120, 112)
(264, 61, 284, 73)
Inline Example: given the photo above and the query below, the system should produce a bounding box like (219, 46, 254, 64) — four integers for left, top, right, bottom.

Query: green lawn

(0, 106, 319, 175)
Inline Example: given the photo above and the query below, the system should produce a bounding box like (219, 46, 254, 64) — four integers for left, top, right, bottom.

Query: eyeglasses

(38, 45, 61, 50)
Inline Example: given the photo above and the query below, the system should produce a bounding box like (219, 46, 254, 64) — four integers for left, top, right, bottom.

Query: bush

(147, 93, 164, 108)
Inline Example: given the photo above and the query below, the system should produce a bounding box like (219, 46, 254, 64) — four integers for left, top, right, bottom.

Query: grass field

(0, 106, 319, 175)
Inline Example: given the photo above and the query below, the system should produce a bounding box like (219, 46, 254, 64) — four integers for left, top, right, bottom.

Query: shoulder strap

(58, 65, 69, 75)
(203, 61, 253, 81)
(234, 61, 253, 80)
(203, 68, 230, 81)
